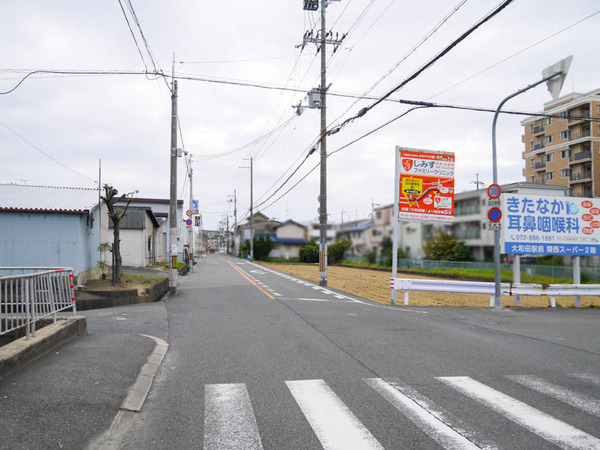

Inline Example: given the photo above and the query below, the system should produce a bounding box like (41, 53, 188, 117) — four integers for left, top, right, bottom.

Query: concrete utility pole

(188, 153, 194, 272)
(228, 190, 237, 255)
(241, 158, 254, 261)
(169, 79, 179, 295)
(301, 0, 345, 286)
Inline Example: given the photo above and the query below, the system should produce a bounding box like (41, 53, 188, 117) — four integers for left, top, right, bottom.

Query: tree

(299, 239, 319, 263)
(380, 235, 407, 267)
(327, 238, 352, 264)
(424, 230, 473, 262)
(253, 234, 274, 261)
(101, 184, 137, 285)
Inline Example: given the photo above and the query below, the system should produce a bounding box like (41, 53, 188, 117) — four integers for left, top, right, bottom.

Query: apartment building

(522, 88, 600, 197)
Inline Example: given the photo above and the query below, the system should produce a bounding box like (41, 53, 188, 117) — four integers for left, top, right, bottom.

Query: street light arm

(491, 72, 561, 183)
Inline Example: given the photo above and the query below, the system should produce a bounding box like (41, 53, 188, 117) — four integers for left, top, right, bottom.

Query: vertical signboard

(500, 194, 600, 256)
(397, 147, 455, 222)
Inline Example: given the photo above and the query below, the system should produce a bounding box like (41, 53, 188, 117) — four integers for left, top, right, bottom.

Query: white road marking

(204, 383, 263, 450)
(286, 379, 384, 450)
(438, 376, 600, 450)
(285, 298, 350, 302)
(507, 375, 600, 417)
(273, 293, 282, 297)
(366, 378, 489, 450)
(570, 373, 600, 387)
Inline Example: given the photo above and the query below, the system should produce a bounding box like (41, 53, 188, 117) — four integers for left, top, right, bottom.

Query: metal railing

(390, 277, 600, 308)
(0, 267, 76, 340)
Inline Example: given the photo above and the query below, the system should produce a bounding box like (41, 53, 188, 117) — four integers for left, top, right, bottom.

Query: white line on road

(507, 375, 600, 417)
(438, 376, 600, 450)
(204, 383, 264, 450)
(286, 379, 384, 450)
(366, 378, 490, 450)
(570, 373, 600, 387)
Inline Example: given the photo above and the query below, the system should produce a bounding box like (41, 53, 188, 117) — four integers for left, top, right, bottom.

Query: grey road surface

(110, 254, 600, 449)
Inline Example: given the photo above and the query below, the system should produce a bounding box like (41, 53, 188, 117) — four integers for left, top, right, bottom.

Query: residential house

(269, 220, 308, 259)
(0, 183, 106, 283)
(336, 219, 373, 258)
(235, 211, 281, 254)
(301, 218, 337, 245)
(106, 207, 164, 267)
(115, 197, 184, 260)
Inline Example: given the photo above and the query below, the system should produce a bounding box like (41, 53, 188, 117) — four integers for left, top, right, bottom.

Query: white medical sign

(500, 194, 600, 256)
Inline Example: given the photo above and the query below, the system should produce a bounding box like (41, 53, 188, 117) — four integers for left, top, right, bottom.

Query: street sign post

(487, 183, 501, 199)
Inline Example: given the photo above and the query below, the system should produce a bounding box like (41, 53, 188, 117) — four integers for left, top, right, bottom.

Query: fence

(390, 277, 600, 308)
(0, 268, 76, 340)
(395, 259, 600, 282)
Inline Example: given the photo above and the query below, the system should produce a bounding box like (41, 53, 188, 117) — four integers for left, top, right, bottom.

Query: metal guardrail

(390, 277, 600, 308)
(0, 268, 76, 340)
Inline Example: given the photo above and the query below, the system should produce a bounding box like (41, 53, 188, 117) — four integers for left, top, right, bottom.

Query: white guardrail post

(390, 277, 600, 308)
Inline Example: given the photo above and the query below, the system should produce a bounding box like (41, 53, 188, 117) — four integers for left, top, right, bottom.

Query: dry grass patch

(259, 262, 600, 308)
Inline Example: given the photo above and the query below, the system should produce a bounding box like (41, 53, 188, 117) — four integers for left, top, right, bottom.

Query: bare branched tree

(101, 184, 137, 285)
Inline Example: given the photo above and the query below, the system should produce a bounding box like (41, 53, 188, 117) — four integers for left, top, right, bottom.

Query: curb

(88, 334, 169, 449)
(120, 334, 169, 412)
(0, 316, 87, 380)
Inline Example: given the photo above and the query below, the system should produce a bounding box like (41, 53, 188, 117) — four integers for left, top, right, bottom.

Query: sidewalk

(0, 332, 156, 449)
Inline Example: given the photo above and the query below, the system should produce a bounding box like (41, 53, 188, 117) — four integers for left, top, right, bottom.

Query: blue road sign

(488, 207, 502, 223)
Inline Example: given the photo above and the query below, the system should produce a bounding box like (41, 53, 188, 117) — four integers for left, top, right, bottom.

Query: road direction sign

(488, 207, 502, 223)
(487, 184, 501, 199)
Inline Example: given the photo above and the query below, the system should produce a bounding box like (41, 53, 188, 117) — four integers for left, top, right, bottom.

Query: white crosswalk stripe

(201, 374, 600, 449)
(507, 374, 600, 417)
(366, 378, 492, 450)
(286, 379, 384, 450)
(438, 376, 600, 450)
(204, 383, 263, 450)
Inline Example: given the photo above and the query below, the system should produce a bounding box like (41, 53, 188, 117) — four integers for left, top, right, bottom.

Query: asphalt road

(105, 253, 600, 449)
(3, 253, 598, 449)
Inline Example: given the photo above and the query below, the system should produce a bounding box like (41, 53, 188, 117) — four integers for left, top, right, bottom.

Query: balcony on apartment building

(571, 183, 594, 198)
(569, 149, 592, 165)
(532, 124, 545, 135)
(568, 128, 591, 141)
(567, 108, 590, 126)
(533, 160, 546, 171)
(569, 168, 592, 184)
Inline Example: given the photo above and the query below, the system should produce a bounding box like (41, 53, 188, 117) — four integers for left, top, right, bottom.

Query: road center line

(225, 260, 275, 300)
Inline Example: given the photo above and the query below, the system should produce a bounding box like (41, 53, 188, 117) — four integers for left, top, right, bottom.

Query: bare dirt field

(260, 262, 600, 308)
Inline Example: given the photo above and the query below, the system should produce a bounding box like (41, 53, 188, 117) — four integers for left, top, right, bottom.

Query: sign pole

(392, 147, 400, 305)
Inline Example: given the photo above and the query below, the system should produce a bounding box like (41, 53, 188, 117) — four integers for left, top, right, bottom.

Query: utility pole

(188, 153, 194, 272)
(169, 79, 179, 295)
(228, 189, 237, 255)
(470, 173, 485, 190)
(226, 214, 230, 254)
(301, 0, 345, 286)
(241, 158, 254, 261)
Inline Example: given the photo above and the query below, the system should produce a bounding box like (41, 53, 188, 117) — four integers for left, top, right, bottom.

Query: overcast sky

(2, 1, 599, 229)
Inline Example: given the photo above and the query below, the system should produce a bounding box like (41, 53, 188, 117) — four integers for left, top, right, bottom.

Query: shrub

(299, 240, 319, 263)
(328, 238, 351, 264)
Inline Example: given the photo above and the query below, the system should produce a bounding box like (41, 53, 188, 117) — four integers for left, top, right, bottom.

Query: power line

(0, 120, 97, 183)
(117, 0, 149, 73)
(336, 0, 515, 130)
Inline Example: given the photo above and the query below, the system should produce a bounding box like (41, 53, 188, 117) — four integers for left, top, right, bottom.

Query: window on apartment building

(547, 171, 554, 181)
(561, 168, 571, 178)
(561, 149, 571, 159)
(546, 117, 552, 125)
(560, 130, 570, 140)
(530, 176, 535, 183)
(529, 140, 534, 150)
(376, 211, 381, 219)
(546, 135, 553, 144)
(546, 153, 553, 162)
(530, 158, 535, 167)
(529, 124, 534, 132)
(560, 111, 568, 120)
